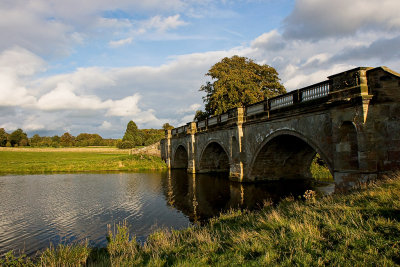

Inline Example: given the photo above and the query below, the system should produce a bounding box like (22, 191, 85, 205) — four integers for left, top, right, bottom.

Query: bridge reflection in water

(162, 169, 334, 223)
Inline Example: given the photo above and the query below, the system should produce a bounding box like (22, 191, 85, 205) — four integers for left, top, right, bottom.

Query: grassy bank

(4, 173, 400, 266)
(0, 149, 166, 174)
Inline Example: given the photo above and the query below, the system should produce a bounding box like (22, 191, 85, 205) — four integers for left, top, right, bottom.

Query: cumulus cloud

(332, 35, 400, 62)
(105, 94, 141, 117)
(251, 30, 286, 51)
(283, 0, 400, 40)
(100, 121, 112, 129)
(140, 14, 187, 33)
(37, 83, 105, 111)
(109, 37, 133, 48)
(0, 47, 43, 107)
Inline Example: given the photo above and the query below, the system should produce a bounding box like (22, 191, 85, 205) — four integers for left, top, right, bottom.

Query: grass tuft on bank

(3, 173, 400, 266)
(0, 151, 166, 174)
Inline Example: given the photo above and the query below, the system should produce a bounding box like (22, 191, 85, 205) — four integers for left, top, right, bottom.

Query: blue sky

(0, 0, 399, 138)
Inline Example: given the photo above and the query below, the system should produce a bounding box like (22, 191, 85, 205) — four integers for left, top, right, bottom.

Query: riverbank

(3, 173, 399, 266)
(0, 148, 166, 173)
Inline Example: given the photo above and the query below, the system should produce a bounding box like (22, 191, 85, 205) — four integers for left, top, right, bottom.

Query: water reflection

(162, 169, 334, 223)
(0, 171, 333, 257)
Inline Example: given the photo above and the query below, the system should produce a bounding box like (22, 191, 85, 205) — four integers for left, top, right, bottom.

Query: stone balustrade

(170, 79, 333, 137)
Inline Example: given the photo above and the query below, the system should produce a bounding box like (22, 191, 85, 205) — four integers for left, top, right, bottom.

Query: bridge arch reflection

(162, 169, 325, 223)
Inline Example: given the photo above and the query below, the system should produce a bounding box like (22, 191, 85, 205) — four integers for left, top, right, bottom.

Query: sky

(0, 0, 400, 138)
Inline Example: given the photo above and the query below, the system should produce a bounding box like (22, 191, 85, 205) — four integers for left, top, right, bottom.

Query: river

(0, 170, 334, 256)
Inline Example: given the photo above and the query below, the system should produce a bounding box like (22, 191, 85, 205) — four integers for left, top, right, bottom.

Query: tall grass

(3, 173, 399, 266)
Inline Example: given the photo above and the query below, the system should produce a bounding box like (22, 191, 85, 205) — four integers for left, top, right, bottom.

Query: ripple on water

(0, 171, 333, 256)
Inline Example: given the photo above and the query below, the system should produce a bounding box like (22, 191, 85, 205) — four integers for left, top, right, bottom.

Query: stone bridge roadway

(161, 67, 400, 189)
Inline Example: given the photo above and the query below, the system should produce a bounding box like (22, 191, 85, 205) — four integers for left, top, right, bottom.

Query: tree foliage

(9, 129, 29, 147)
(122, 121, 143, 148)
(193, 110, 208, 122)
(118, 121, 165, 149)
(0, 128, 8, 147)
(75, 133, 103, 146)
(197, 55, 286, 118)
(162, 123, 174, 130)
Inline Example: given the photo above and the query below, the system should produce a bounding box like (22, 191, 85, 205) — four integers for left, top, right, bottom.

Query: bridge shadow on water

(161, 169, 334, 223)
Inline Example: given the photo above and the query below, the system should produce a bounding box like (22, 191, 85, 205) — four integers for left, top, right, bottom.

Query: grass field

(0, 148, 166, 174)
(3, 173, 399, 266)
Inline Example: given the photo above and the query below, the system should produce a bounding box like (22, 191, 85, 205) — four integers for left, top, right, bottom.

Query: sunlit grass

(311, 153, 334, 182)
(0, 151, 166, 174)
(4, 172, 400, 266)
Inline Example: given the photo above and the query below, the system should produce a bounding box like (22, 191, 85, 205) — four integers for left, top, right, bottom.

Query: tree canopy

(162, 123, 174, 130)
(196, 55, 286, 119)
(9, 129, 29, 147)
(119, 121, 164, 149)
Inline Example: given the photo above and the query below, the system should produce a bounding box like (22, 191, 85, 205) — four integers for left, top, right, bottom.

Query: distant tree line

(0, 128, 117, 147)
(0, 121, 174, 148)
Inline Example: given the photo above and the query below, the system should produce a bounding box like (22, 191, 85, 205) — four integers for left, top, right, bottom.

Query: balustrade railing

(270, 94, 293, 110)
(208, 116, 218, 126)
(197, 120, 206, 128)
(170, 80, 332, 136)
(246, 102, 265, 116)
(221, 113, 229, 122)
(301, 81, 330, 102)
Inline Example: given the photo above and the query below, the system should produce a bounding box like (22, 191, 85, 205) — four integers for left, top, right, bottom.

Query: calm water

(0, 170, 334, 256)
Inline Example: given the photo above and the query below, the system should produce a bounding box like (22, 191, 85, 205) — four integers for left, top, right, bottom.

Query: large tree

(197, 55, 286, 118)
(162, 123, 174, 130)
(122, 121, 143, 147)
(9, 128, 29, 147)
(60, 132, 75, 147)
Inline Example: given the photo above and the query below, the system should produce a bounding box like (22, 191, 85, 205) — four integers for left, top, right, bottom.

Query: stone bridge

(161, 67, 400, 188)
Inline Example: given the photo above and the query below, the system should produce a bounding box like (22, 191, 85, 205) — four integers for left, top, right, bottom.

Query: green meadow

(0, 149, 166, 174)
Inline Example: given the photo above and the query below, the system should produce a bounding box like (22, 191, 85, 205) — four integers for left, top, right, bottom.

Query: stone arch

(172, 145, 188, 169)
(337, 121, 359, 170)
(249, 130, 333, 181)
(199, 141, 230, 173)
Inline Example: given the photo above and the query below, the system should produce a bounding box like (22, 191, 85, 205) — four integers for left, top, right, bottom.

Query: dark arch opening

(199, 142, 230, 173)
(172, 145, 188, 169)
(337, 121, 359, 170)
(250, 134, 332, 181)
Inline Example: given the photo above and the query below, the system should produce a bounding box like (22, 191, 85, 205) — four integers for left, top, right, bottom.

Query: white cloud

(105, 94, 141, 117)
(283, 0, 400, 39)
(0, 122, 18, 132)
(0, 47, 43, 107)
(178, 103, 201, 114)
(36, 83, 105, 111)
(109, 37, 133, 48)
(251, 30, 286, 51)
(24, 122, 45, 131)
(141, 14, 187, 33)
(100, 121, 112, 129)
